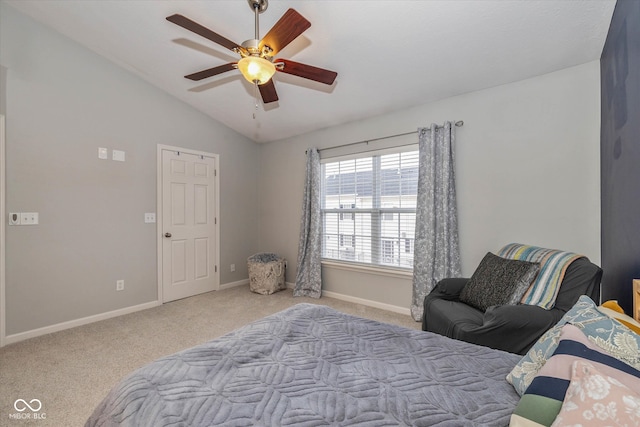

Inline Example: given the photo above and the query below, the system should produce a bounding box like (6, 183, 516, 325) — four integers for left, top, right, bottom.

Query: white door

(161, 148, 219, 302)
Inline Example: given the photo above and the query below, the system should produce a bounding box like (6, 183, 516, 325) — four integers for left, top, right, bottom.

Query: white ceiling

(6, 0, 616, 143)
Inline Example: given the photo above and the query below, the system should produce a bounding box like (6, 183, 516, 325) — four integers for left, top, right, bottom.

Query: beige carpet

(0, 286, 419, 426)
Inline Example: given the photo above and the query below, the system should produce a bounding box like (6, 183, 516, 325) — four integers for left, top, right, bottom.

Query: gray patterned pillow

(459, 252, 540, 312)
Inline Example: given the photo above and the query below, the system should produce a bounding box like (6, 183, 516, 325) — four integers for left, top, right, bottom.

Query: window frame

(320, 145, 418, 272)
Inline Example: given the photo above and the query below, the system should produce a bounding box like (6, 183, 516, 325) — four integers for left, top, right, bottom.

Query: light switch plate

(112, 150, 125, 162)
(98, 147, 108, 160)
(144, 213, 156, 223)
(20, 212, 38, 225)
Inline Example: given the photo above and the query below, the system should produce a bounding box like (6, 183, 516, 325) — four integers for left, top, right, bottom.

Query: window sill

(321, 260, 413, 280)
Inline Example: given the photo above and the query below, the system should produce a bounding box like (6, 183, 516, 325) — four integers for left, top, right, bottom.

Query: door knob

(164, 232, 172, 238)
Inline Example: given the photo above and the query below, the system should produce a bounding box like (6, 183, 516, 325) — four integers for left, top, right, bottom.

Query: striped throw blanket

(497, 243, 584, 309)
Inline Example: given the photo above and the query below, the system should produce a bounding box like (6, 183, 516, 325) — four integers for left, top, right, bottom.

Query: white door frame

(1, 114, 6, 347)
(156, 144, 220, 303)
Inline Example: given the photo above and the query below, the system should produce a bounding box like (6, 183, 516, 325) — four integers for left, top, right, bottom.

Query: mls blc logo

(14, 399, 41, 412)
(9, 399, 46, 420)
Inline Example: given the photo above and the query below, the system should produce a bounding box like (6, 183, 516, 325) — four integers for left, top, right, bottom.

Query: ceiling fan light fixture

(237, 56, 276, 85)
(167, 5, 336, 104)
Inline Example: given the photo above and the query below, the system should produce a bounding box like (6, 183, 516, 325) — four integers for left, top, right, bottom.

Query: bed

(86, 303, 521, 426)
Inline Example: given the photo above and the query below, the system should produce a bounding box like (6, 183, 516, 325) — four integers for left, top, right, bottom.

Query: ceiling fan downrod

(248, 0, 268, 39)
(241, 0, 270, 59)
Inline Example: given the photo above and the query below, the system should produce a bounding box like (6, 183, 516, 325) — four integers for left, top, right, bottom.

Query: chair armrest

(458, 304, 563, 354)
(422, 278, 470, 332)
(431, 278, 469, 299)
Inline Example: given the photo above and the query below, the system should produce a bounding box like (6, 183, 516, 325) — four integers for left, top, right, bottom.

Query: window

(321, 148, 418, 269)
(339, 204, 355, 221)
(402, 232, 413, 253)
(404, 238, 413, 254)
(339, 233, 355, 248)
(382, 239, 395, 263)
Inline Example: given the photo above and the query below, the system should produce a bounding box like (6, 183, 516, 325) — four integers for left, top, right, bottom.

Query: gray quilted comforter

(86, 304, 521, 426)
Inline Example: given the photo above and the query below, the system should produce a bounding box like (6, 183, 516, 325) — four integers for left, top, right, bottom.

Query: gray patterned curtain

(294, 148, 322, 298)
(411, 122, 461, 321)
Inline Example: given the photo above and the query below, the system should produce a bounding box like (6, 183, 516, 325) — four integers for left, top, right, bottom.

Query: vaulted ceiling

(5, 0, 616, 143)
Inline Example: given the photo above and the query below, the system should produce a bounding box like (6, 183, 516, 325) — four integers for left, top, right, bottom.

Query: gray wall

(0, 1, 605, 336)
(259, 61, 601, 312)
(0, 65, 6, 115)
(600, 0, 640, 314)
(1, 3, 261, 335)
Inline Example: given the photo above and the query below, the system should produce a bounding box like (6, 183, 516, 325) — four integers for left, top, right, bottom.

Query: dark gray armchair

(422, 257, 602, 355)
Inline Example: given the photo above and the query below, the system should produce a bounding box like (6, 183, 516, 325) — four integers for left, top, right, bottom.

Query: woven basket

(247, 253, 286, 295)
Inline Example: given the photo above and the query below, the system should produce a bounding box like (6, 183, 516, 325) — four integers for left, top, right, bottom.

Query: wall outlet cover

(9, 213, 20, 225)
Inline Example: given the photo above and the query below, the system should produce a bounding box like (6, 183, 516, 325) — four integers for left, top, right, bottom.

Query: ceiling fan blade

(167, 14, 240, 52)
(276, 59, 337, 85)
(185, 63, 237, 81)
(259, 9, 311, 57)
(259, 80, 279, 104)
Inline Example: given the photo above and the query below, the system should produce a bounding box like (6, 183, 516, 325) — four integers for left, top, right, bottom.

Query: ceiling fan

(166, 0, 338, 104)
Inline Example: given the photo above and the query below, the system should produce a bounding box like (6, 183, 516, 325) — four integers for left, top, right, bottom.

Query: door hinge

(215, 265, 218, 273)
(214, 169, 217, 177)
(215, 217, 217, 225)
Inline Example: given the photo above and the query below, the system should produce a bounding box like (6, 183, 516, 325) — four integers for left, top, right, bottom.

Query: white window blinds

(321, 149, 418, 269)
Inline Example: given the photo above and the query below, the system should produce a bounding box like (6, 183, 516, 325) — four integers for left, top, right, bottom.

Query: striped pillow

(509, 324, 640, 427)
(507, 296, 640, 396)
(498, 243, 583, 309)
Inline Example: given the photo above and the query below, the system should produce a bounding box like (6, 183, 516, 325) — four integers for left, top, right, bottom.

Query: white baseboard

(219, 278, 249, 290)
(286, 282, 411, 316)
(4, 300, 161, 346)
(3, 279, 246, 346)
(322, 290, 411, 316)
(5, 280, 249, 345)
(4, 280, 409, 346)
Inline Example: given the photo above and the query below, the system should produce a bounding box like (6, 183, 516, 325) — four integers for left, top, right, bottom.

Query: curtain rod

(310, 120, 463, 154)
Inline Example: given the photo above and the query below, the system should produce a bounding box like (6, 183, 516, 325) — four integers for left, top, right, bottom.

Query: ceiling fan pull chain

(253, 82, 259, 119)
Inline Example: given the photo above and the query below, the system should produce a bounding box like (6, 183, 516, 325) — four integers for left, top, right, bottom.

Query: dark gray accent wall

(600, 0, 640, 314)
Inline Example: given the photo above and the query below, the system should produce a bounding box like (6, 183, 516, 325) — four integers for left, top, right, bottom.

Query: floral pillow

(550, 360, 640, 427)
(507, 295, 640, 395)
